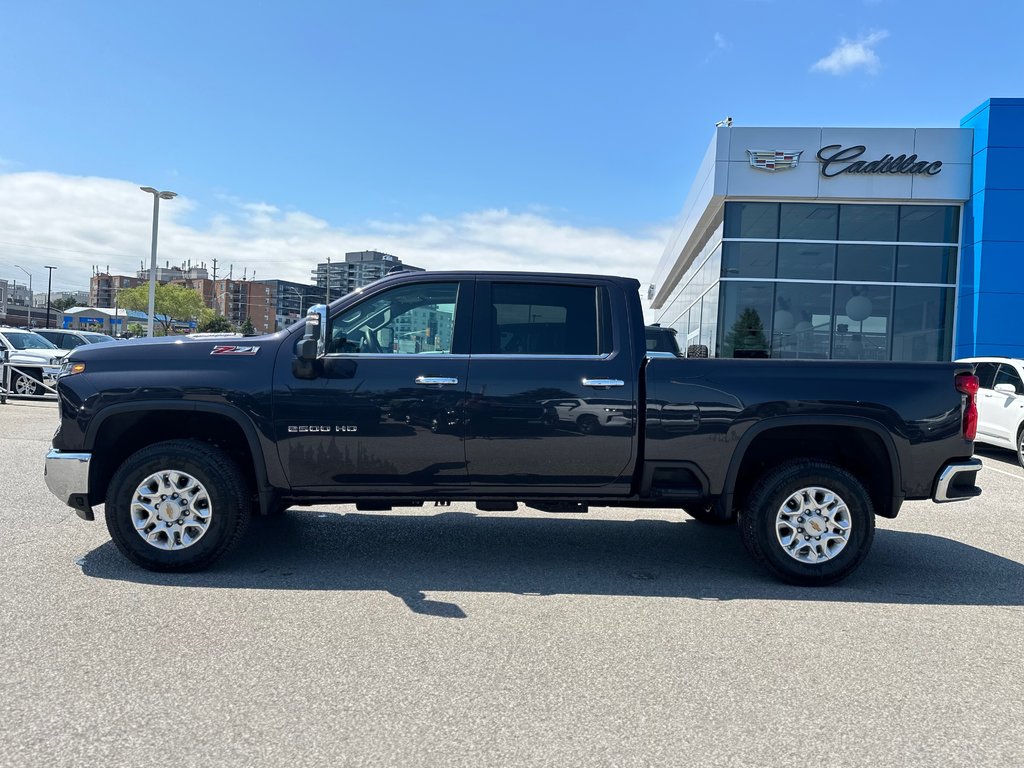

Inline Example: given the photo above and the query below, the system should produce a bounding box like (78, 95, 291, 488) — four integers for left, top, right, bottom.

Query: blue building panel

(957, 98, 1024, 359)
(976, 148, 1024, 192)
(971, 242, 1024, 294)
(985, 104, 1024, 148)
(978, 190, 1024, 241)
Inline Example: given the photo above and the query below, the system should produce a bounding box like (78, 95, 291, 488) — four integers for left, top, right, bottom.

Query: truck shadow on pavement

(80, 510, 1024, 617)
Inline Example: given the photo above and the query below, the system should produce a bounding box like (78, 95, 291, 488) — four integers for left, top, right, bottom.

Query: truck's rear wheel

(738, 459, 875, 586)
(104, 439, 251, 572)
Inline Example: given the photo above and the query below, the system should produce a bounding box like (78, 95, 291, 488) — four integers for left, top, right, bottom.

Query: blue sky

(0, 0, 1022, 295)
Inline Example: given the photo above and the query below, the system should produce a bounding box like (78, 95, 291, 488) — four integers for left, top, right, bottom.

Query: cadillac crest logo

(746, 150, 803, 172)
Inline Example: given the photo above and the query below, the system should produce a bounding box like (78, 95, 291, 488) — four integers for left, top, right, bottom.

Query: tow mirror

(297, 304, 328, 362)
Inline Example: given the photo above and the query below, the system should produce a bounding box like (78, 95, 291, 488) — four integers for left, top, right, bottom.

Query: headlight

(58, 360, 86, 377)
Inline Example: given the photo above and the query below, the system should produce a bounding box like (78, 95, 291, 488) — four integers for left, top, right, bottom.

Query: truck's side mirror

(297, 304, 328, 362)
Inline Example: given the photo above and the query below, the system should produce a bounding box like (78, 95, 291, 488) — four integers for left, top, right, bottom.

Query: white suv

(958, 357, 1024, 467)
(0, 327, 68, 396)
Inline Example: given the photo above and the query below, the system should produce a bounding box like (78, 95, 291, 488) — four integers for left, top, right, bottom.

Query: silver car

(0, 327, 67, 396)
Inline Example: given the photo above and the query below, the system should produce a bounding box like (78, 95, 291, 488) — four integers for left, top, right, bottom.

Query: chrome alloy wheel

(14, 374, 39, 396)
(130, 470, 213, 551)
(774, 486, 851, 564)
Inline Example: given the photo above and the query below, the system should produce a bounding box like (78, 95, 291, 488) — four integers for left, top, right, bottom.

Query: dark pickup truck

(45, 271, 982, 584)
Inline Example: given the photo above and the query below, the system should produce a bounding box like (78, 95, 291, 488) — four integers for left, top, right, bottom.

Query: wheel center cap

(160, 502, 181, 522)
(805, 515, 827, 534)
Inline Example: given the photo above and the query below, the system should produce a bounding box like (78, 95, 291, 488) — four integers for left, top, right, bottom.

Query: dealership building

(648, 98, 1024, 361)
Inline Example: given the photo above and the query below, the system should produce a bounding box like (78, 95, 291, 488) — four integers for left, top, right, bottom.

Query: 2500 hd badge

(288, 425, 358, 433)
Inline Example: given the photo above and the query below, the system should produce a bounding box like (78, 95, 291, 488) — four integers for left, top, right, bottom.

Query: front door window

(329, 283, 459, 355)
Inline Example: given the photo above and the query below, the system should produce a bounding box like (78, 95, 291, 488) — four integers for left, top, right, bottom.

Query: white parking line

(979, 461, 1024, 480)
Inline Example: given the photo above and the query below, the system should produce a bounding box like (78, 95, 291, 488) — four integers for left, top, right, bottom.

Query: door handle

(415, 376, 459, 386)
(582, 378, 624, 388)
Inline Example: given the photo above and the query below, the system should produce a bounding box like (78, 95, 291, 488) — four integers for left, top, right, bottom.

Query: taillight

(956, 373, 979, 441)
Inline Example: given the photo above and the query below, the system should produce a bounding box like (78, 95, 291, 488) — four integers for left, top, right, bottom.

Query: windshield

(0, 332, 58, 351)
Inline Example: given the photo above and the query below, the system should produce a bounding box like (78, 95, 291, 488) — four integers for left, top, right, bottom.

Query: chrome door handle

(582, 378, 624, 388)
(415, 376, 459, 386)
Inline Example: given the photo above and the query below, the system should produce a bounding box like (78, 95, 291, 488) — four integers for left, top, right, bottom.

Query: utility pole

(14, 265, 32, 327)
(44, 265, 56, 329)
(325, 256, 331, 303)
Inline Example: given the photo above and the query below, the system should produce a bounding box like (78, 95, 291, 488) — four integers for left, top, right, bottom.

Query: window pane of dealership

(648, 99, 1024, 361)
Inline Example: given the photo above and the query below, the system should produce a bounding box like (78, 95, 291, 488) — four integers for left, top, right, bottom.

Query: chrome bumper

(44, 449, 94, 519)
(933, 458, 983, 503)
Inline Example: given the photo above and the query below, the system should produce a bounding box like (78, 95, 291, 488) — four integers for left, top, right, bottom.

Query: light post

(140, 186, 177, 337)
(113, 288, 121, 337)
(14, 265, 32, 328)
(44, 265, 56, 329)
(286, 286, 307, 317)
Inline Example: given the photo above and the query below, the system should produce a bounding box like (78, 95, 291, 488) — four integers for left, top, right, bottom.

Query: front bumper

(44, 449, 94, 520)
(933, 458, 983, 503)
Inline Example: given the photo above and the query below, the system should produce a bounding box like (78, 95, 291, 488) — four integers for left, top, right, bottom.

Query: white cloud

(811, 30, 889, 75)
(0, 171, 665, 298)
(713, 32, 729, 49)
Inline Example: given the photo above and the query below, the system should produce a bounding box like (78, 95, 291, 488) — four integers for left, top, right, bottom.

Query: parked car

(35, 328, 117, 351)
(0, 327, 68, 396)
(645, 324, 682, 357)
(957, 357, 1024, 466)
(542, 397, 633, 434)
(45, 270, 981, 585)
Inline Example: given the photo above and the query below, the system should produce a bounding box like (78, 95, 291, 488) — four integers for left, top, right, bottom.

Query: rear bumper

(44, 449, 94, 520)
(933, 458, 983, 503)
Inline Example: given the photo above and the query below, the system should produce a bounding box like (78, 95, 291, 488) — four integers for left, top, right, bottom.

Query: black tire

(104, 439, 251, 572)
(577, 414, 600, 434)
(682, 500, 736, 526)
(13, 370, 42, 397)
(1017, 427, 1024, 469)
(738, 459, 875, 586)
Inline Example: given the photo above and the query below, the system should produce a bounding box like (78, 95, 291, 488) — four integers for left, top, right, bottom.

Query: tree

(117, 284, 206, 336)
(723, 307, 769, 358)
(197, 309, 235, 333)
(240, 317, 257, 336)
(50, 296, 79, 312)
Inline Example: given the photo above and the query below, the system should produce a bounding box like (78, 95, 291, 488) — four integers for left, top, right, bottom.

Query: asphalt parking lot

(1, 399, 1022, 767)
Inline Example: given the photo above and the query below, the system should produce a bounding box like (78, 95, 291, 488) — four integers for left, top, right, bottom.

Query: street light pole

(44, 265, 56, 329)
(287, 286, 306, 316)
(140, 186, 177, 337)
(14, 265, 32, 328)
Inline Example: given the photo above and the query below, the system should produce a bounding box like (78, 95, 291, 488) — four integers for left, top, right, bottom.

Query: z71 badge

(210, 345, 260, 356)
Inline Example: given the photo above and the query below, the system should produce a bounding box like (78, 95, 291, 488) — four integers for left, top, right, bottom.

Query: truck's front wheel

(104, 439, 251, 572)
(738, 460, 875, 586)
(13, 369, 42, 396)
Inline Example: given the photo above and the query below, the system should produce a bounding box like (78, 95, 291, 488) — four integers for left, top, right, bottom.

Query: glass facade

(655, 223, 722, 357)
(655, 202, 960, 362)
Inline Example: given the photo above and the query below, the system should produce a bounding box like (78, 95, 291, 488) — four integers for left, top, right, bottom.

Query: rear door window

(485, 283, 611, 356)
(993, 364, 1024, 394)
